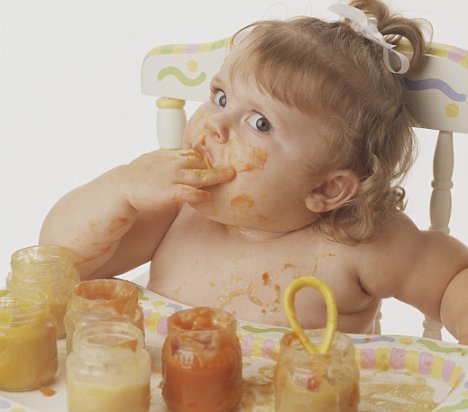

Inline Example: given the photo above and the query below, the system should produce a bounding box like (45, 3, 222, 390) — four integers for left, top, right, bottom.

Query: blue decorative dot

(0, 399, 12, 408)
(167, 303, 184, 312)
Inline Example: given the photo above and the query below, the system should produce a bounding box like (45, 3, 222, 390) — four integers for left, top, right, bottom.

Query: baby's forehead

(221, 50, 318, 115)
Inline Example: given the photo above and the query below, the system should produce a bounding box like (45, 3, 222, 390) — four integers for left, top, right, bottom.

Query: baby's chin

(187, 198, 233, 224)
(187, 199, 254, 228)
(187, 203, 295, 241)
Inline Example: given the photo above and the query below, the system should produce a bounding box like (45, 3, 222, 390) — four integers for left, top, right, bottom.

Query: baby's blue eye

(213, 90, 227, 107)
(247, 113, 270, 132)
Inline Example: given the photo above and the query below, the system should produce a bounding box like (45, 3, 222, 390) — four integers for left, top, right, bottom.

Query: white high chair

(141, 36, 468, 340)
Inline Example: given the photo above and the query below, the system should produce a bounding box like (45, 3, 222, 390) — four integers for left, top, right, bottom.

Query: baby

(40, 0, 468, 343)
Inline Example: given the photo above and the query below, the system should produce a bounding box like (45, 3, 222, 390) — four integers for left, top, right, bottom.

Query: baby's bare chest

(148, 216, 378, 331)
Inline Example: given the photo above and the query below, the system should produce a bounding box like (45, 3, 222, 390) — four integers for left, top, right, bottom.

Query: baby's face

(184, 57, 331, 234)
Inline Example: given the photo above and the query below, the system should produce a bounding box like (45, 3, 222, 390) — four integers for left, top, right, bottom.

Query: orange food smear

(262, 272, 271, 286)
(71, 280, 143, 331)
(230, 194, 254, 209)
(114, 339, 138, 352)
(228, 143, 267, 173)
(40, 386, 57, 397)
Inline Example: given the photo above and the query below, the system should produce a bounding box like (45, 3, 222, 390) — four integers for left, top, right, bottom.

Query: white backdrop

(1, 0, 468, 341)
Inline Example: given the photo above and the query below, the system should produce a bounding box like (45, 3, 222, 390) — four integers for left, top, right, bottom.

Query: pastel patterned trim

(398, 41, 468, 69)
(147, 37, 232, 57)
(428, 43, 468, 69)
(0, 398, 33, 412)
(138, 287, 468, 411)
(140, 290, 467, 385)
(357, 346, 465, 387)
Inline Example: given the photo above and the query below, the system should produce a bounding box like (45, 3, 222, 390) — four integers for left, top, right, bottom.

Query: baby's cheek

(228, 144, 267, 172)
(184, 111, 207, 146)
(191, 110, 207, 129)
(222, 132, 267, 172)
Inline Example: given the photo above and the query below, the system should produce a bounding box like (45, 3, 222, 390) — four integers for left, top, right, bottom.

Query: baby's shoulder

(366, 212, 421, 250)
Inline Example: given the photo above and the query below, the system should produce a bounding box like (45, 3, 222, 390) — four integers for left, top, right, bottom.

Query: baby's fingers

(178, 167, 236, 188)
(177, 152, 208, 169)
(171, 185, 211, 203)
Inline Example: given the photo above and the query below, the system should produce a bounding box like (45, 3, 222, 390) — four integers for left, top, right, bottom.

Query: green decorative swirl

(417, 338, 468, 355)
(241, 325, 291, 335)
(157, 66, 206, 87)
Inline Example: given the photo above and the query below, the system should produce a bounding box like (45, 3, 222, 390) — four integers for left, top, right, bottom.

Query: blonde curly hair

(229, 0, 431, 244)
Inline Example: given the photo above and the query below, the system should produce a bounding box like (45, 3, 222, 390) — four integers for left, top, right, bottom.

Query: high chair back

(141, 36, 468, 340)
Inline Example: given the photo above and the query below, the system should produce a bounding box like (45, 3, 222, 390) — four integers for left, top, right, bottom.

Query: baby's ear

(305, 170, 359, 213)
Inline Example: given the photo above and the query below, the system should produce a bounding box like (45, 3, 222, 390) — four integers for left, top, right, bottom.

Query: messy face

(183, 56, 331, 233)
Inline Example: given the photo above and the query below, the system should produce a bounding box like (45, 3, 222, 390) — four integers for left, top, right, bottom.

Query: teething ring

(284, 276, 338, 354)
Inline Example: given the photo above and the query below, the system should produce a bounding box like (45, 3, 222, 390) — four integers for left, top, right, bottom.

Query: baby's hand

(117, 149, 235, 212)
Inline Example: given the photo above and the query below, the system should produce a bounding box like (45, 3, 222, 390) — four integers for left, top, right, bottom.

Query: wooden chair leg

(423, 130, 454, 340)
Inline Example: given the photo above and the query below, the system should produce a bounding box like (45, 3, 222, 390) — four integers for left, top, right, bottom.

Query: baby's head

(224, 0, 429, 243)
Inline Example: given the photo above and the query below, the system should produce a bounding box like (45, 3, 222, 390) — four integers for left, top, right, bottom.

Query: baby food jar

(66, 320, 151, 412)
(162, 307, 243, 412)
(7, 245, 81, 339)
(63, 278, 144, 353)
(274, 330, 360, 412)
(0, 289, 58, 391)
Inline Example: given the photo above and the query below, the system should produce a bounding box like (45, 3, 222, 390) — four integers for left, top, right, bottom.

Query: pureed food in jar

(275, 330, 359, 412)
(66, 321, 151, 412)
(7, 245, 81, 339)
(0, 289, 58, 391)
(162, 307, 243, 412)
(63, 278, 144, 353)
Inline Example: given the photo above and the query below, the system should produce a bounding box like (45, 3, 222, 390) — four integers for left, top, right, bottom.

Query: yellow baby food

(0, 289, 58, 391)
(66, 321, 151, 412)
(8, 245, 80, 339)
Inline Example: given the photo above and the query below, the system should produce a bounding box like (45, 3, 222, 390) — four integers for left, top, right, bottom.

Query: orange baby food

(64, 279, 144, 353)
(0, 289, 58, 391)
(162, 307, 242, 412)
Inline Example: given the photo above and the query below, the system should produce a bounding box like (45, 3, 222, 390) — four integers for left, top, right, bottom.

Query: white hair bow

(328, 2, 410, 74)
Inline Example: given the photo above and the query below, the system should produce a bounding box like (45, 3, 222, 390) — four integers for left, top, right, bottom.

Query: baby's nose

(204, 118, 229, 143)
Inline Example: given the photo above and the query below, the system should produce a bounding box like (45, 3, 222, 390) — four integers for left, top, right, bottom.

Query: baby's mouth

(194, 142, 215, 169)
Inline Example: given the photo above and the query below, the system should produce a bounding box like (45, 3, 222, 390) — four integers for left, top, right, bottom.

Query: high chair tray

(1, 285, 468, 411)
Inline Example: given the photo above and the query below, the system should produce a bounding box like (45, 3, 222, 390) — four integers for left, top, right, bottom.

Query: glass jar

(162, 307, 243, 412)
(0, 289, 58, 391)
(63, 278, 144, 353)
(274, 330, 360, 412)
(66, 321, 151, 412)
(7, 245, 81, 339)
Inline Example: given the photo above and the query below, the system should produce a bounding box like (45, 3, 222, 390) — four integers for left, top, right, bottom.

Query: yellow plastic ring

(283, 276, 337, 354)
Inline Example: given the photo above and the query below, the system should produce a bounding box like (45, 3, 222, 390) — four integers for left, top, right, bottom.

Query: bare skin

(40, 53, 468, 343)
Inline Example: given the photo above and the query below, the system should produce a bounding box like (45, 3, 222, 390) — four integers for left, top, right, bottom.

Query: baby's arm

(357, 214, 468, 344)
(39, 149, 235, 279)
(409, 232, 468, 344)
(440, 268, 468, 344)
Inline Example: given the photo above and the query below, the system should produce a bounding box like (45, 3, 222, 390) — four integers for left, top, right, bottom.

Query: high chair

(140, 35, 468, 341)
